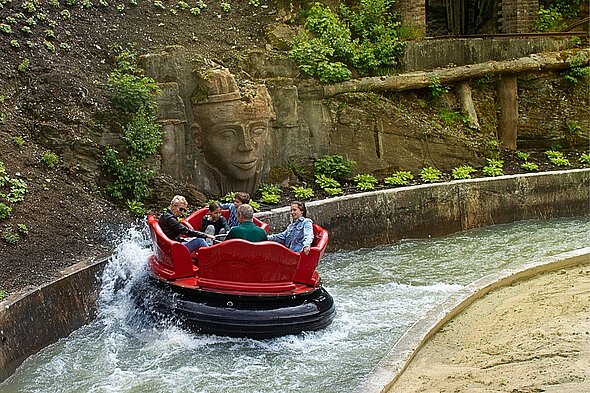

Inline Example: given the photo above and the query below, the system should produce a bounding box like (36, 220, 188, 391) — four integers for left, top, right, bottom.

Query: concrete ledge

(356, 247, 590, 393)
(0, 257, 108, 382)
(258, 169, 589, 250)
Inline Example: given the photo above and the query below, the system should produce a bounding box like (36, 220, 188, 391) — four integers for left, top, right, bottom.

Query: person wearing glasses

(159, 195, 215, 252)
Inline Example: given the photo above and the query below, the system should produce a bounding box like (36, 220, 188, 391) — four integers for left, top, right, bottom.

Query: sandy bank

(388, 260, 590, 392)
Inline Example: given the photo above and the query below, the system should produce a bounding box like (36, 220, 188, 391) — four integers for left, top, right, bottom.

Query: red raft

(135, 207, 335, 338)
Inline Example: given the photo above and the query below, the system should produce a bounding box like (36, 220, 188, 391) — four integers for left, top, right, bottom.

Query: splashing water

(3, 217, 589, 392)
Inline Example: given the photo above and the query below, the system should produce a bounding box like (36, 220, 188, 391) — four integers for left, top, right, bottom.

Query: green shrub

(108, 73, 160, 114)
(248, 200, 260, 212)
(429, 76, 450, 98)
(482, 159, 504, 177)
(0, 289, 6, 301)
(126, 200, 145, 216)
(516, 151, 530, 161)
(260, 191, 281, 204)
(314, 154, 356, 181)
(451, 165, 476, 180)
(420, 167, 442, 183)
(563, 53, 590, 85)
(259, 183, 282, 204)
(42, 150, 59, 168)
(104, 151, 154, 201)
(353, 173, 377, 191)
(289, 1, 405, 82)
(324, 187, 343, 196)
(315, 174, 340, 189)
(121, 110, 162, 159)
(2, 227, 19, 244)
(291, 186, 314, 200)
(6, 178, 27, 202)
(580, 153, 590, 165)
(16, 223, 28, 235)
(18, 58, 30, 73)
(0, 202, 12, 220)
(521, 162, 539, 171)
(13, 136, 25, 147)
(221, 192, 235, 203)
(384, 171, 413, 186)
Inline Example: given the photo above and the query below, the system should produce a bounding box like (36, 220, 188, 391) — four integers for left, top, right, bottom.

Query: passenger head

(290, 201, 307, 219)
(233, 192, 251, 207)
(170, 195, 188, 217)
(237, 203, 254, 222)
(208, 201, 222, 220)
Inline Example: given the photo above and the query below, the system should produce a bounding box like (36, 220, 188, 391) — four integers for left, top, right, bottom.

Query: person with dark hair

(221, 191, 250, 227)
(268, 201, 313, 255)
(225, 204, 267, 243)
(202, 201, 230, 235)
(159, 195, 215, 252)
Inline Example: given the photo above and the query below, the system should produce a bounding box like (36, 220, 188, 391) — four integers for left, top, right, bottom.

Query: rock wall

(140, 45, 588, 196)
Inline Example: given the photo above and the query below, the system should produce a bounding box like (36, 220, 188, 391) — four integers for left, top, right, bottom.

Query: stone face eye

(216, 128, 236, 139)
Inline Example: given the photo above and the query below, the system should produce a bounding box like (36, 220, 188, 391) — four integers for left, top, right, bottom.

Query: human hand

(303, 246, 310, 255)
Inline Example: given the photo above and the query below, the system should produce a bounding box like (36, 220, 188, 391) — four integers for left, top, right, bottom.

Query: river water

(3, 217, 589, 392)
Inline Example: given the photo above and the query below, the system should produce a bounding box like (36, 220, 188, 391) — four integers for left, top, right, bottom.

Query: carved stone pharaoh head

(192, 68, 275, 195)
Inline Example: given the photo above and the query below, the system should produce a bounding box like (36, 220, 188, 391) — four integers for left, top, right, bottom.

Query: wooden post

(455, 81, 480, 130)
(498, 75, 518, 151)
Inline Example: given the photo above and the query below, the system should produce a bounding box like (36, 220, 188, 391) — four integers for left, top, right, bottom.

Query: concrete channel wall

(0, 169, 588, 383)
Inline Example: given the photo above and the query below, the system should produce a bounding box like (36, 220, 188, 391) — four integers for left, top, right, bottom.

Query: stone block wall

(398, 0, 426, 35)
(500, 0, 539, 33)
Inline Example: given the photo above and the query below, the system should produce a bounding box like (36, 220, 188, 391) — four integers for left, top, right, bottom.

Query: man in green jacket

(225, 204, 268, 242)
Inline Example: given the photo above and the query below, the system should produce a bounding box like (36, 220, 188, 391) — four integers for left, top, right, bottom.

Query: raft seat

(196, 239, 300, 293)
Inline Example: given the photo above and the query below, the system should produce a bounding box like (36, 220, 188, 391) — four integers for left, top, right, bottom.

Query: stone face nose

(236, 128, 254, 152)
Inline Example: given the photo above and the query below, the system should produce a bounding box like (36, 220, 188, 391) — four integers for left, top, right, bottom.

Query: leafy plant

(429, 76, 449, 98)
(289, 1, 405, 83)
(248, 200, 260, 212)
(126, 200, 145, 216)
(384, 171, 413, 186)
(2, 227, 19, 244)
(482, 159, 504, 177)
(291, 186, 314, 200)
(420, 167, 442, 183)
(563, 54, 590, 85)
(220, 2, 230, 12)
(314, 154, 356, 182)
(6, 178, 27, 202)
(258, 183, 282, 205)
(218, 192, 234, 203)
(324, 187, 343, 196)
(580, 153, 590, 165)
(12, 136, 25, 147)
(16, 223, 28, 235)
(42, 150, 59, 168)
(315, 174, 340, 189)
(17, 58, 30, 72)
(353, 174, 377, 191)
(521, 162, 539, 171)
(104, 151, 154, 201)
(451, 165, 476, 180)
(516, 151, 530, 161)
(260, 192, 281, 204)
(0, 289, 6, 301)
(0, 202, 12, 220)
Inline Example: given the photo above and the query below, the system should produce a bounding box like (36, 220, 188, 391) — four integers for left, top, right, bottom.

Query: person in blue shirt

(268, 201, 314, 255)
(221, 191, 250, 227)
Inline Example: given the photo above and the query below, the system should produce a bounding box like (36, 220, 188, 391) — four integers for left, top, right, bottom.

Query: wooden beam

(299, 48, 590, 98)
